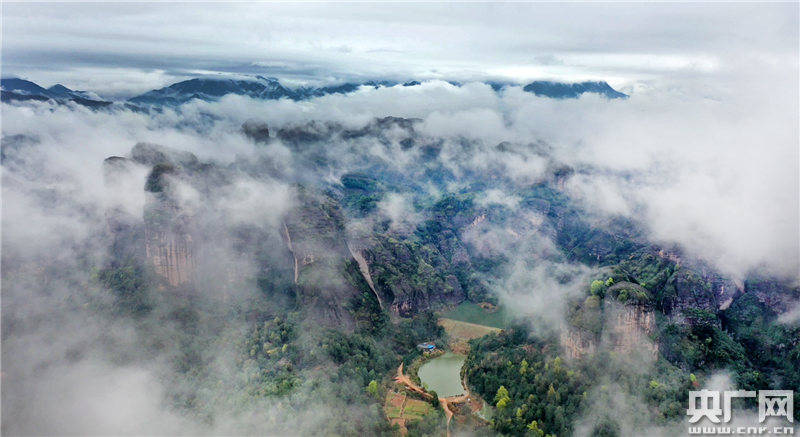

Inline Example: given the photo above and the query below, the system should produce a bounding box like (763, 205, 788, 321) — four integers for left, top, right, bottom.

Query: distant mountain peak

(1, 77, 110, 108)
(2, 76, 630, 109)
(1, 77, 50, 95)
(255, 75, 281, 83)
(129, 76, 296, 105)
(47, 84, 72, 92)
(46, 84, 79, 98)
(522, 80, 627, 99)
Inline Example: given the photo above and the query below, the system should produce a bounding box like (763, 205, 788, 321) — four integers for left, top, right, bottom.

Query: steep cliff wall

(615, 249, 744, 316)
(282, 189, 366, 329)
(144, 225, 195, 287)
(560, 328, 597, 360)
(347, 242, 383, 310)
(744, 277, 800, 314)
(605, 302, 658, 357)
(139, 150, 197, 288)
(561, 296, 658, 360)
(361, 235, 466, 317)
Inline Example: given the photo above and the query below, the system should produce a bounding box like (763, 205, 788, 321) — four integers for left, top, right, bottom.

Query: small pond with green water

(417, 352, 466, 398)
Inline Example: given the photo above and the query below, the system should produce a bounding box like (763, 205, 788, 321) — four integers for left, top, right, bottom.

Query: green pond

(417, 353, 466, 398)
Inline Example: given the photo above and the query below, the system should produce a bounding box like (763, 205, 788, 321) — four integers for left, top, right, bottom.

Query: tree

(592, 419, 620, 437)
(527, 420, 545, 437)
(366, 380, 379, 398)
(590, 280, 606, 297)
(429, 390, 440, 409)
(520, 359, 529, 375)
(497, 397, 510, 410)
(495, 385, 510, 403)
(495, 385, 511, 409)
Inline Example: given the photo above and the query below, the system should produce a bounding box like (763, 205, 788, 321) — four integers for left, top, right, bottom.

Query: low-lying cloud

(2, 59, 798, 434)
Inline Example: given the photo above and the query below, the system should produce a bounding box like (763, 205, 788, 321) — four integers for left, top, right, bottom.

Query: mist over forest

(2, 3, 798, 436)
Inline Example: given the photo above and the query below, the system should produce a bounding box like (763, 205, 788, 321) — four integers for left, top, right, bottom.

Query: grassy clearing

(439, 317, 501, 354)
(439, 302, 513, 328)
(439, 318, 501, 341)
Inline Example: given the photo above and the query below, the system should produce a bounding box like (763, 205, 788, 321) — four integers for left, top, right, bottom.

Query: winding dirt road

(394, 363, 469, 436)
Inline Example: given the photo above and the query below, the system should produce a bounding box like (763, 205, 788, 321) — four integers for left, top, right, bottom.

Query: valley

(2, 62, 797, 436)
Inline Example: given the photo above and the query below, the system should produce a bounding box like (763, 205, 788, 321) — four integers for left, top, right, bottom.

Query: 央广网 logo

(687, 390, 794, 435)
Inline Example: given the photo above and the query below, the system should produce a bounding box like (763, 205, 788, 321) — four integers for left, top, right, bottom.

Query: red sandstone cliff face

(140, 155, 197, 288)
(144, 226, 195, 287)
(605, 302, 658, 357)
(560, 328, 597, 360)
(561, 299, 658, 360)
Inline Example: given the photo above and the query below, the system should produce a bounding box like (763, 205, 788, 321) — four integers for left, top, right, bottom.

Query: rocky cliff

(560, 328, 597, 360)
(614, 249, 744, 316)
(142, 162, 196, 288)
(103, 143, 200, 289)
(604, 301, 658, 357)
(360, 235, 466, 317)
(743, 277, 800, 314)
(347, 242, 383, 310)
(562, 293, 658, 360)
(144, 221, 195, 287)
(282, 188, 371, 328)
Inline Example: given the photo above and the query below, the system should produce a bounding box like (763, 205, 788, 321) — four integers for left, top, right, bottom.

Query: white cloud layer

(3, 61, 797, 279)
(2, 3, 797, 97)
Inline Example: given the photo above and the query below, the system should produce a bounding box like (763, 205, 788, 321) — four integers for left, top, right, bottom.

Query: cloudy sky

(2, 2, 797, 98)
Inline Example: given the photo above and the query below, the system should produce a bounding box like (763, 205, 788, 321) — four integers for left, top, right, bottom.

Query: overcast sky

(1, 2, 798, 98)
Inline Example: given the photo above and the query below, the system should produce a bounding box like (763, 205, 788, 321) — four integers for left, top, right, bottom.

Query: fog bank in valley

(2, 62, 798, 433)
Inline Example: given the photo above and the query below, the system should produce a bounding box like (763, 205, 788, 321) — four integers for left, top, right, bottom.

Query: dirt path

(442, 399, 454, 436)
(394, 363, 432, 399)
(394, 363, 470, 437)
(396, 393, 409, 434)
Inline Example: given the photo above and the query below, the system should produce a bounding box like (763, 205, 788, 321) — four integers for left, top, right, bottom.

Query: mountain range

(2, 76, 628, 109)
(0, 77, 113, 108)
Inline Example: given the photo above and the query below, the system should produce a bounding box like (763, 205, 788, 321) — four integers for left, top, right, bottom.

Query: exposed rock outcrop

(282, 188, 368, 329)
(144, 223, 195, 287)
(562, 295, 658, 360)
(744, 277, 800, 314)
(616, 249, 745, 316)
(561, 328, 597, 360)
(131, 142, 199, 169)
(142, 162, 196, 288)
(242, 120, 270, 143)
(604, 301, 658, 357)
(360, 235, 466, 317)
(347, 242, 383, 310)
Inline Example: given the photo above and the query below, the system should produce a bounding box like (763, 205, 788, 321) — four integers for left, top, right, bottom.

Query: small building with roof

(416, 342, 436, 353)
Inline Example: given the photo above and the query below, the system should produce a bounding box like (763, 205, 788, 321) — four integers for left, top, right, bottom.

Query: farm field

(438, 318, 501, 354)
(439, 302, 513, 328)
(439, 318, 500, 341)
(383, 389, 433, 431)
